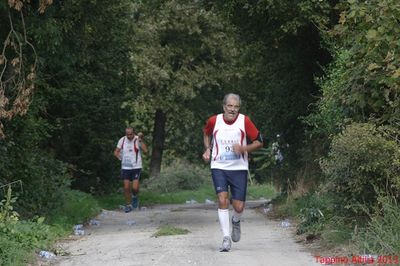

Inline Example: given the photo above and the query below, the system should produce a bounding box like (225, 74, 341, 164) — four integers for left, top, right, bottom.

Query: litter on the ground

(280, 219, 291, 228)
(185, 199, 198, 204)
(73, 224, 83, 230)
(205, 199, 215, 204)
(126, 220, 136, 226)
(89, 219, 100, 226)
(263, 207, 271, 214)
(74, 229, 85, 235)
(39, 250, 55, 259)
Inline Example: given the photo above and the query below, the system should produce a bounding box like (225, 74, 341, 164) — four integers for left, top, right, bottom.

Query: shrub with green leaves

(46, 189, 101, 226)
(0, 187, 19, 223)
(0, 137, 72, 218)
(0, 188, 58, 266)
(18, 153, 72, 217)
(0, 218, 59, 266)
(292, 191, 339, 235)
(331, 0, 400, 123)
(321, 122, 400, 213)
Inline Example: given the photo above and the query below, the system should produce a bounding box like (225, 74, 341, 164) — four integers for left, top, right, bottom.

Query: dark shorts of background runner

(120, 169, 141, 181)
(211, 169, 248, 201)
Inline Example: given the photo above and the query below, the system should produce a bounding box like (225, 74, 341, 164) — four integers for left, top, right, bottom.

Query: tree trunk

(149, 108, 166, 178)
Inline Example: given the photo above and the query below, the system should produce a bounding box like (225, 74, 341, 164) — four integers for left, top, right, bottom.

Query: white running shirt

(211, 114, 248, 170)
(116, 136, 143, 170)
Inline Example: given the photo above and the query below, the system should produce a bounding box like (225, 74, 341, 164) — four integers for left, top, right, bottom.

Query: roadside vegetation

(270, 122, 400, 255)
(0, 188, 100, 266)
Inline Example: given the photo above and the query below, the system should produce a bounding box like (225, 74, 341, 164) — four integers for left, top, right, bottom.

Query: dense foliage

(127, 0, 240, 177)
(321, 123, 400, 213)
(298, 0, 400, 254)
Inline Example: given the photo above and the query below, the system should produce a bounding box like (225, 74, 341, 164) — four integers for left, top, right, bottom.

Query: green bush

(356, 196, 400, 254)
(321, 123, 400, 213)
(143, 160, 211, 193)
(47, 190, 101, 225)
(292, 192, 340, 235)
(0, 188, 58, 266)
(0, 139, 72, 217)
(277, 190, 355, 245)
(0, 188, 101, 266)
(18, 153, 72, 217)
(0, 237, 32, 266)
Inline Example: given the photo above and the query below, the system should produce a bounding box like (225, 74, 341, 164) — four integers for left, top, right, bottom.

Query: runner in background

(114, 127, 148, 213)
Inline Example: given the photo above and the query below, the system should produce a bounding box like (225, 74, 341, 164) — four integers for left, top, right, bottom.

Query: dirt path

(49, 201, 320, 266)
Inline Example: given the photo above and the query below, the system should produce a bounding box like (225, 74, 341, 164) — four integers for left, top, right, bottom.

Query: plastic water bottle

(74, 229, 85, 235)
(280, 219, 291, 228)
(39, 251, 55, 259)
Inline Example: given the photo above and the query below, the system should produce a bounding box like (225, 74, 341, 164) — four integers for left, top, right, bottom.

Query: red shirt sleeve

(245, 116, 260, 141)
(203, 115, 217, 135)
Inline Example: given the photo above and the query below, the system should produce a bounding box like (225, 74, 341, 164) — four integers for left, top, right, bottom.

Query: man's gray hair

(223, 93, 241, 106)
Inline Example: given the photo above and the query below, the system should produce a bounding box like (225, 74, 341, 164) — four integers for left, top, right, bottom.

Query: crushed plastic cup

(89, 219, 100, 226)
(74, 229, 85, 235)
(205, 199, 214, 204)
(186, 199, 197, 204)
(280, 219, 291, 228)
(39, 250, 55, 259)
(263, 207, 271, 214)
(126, 220, 136, 226)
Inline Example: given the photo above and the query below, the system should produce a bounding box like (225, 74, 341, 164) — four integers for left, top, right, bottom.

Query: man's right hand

(202, 148, 211, 162)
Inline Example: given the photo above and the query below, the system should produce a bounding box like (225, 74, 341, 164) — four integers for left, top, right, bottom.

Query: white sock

(218, 208, 230, 237)
(232, 209, 243, 223)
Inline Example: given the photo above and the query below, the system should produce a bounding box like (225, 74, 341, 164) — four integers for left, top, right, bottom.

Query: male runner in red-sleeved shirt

(202, 93, 263, 252)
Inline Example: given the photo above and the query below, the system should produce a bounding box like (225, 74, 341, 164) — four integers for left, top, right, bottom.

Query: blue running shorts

(211, 169, 248, 201)
(120, 169, 141, 181)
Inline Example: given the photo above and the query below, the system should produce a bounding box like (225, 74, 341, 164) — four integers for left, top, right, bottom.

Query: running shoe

(220, 236, 232, 252)
(132, 196, 139, 209)
(124, 204, 133, 213)
(231, 218, 241, 242)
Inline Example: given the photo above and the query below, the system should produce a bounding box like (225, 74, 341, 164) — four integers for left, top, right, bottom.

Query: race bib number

(121, 152, 135, 168)
(219, 144, 240, 160)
